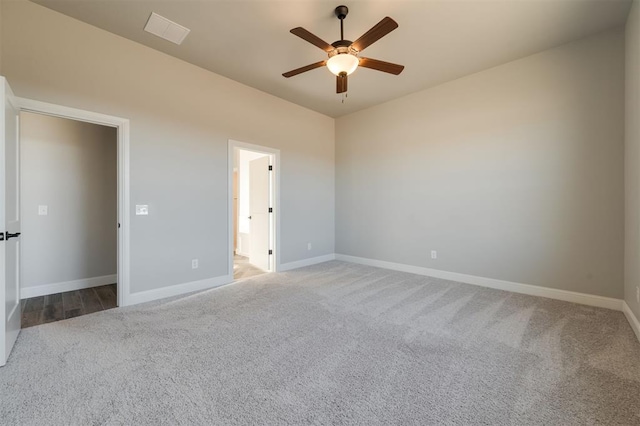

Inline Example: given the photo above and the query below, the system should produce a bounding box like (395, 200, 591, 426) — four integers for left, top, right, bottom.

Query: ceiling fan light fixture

(282, 6, 403, 94)
(326, 53, 359, 76)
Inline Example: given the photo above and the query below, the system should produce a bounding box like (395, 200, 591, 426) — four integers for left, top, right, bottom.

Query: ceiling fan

(282, 5, 404, 94)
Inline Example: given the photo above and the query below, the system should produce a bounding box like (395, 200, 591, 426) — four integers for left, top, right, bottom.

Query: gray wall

(625, 0, 640, 317)
(2, 0, 335, 294)
(336, 29, 625, 299)
(20, 112, 117, 288)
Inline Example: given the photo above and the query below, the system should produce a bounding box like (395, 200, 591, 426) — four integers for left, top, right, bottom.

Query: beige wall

(336, 28, 625, 299)
(0, 0, 3, 74)
(2, 0, 335, 294)
(625, 0, 640, 317)
(20, 112, 117, 289)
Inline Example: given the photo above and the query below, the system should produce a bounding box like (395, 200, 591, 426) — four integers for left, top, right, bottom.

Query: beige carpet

(233, 254, 266, 280)
(1, 260, 639, 424)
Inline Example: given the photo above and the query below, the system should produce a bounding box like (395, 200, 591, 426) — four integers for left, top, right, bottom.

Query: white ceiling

(30, 0, 632, 117)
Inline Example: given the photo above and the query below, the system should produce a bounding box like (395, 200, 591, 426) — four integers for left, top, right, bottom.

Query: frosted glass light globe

(326, 53, 359, 76)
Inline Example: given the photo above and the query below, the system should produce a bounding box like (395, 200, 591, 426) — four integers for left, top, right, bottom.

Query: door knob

(248, 216, 252, 220)
(6, 232, 20, 240)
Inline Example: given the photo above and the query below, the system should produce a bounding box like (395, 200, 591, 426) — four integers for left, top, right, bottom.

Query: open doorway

(230, 141, 279, 280)
(1, 89, 130, 365)
(19, 112, 118, 327)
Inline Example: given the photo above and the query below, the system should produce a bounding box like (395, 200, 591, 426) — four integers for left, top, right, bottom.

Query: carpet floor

(233, 254, 266, 280)
(1, 261, 639, 425)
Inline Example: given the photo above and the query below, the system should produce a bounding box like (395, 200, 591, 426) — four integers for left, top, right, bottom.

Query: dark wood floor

(21, 284, 117, 329)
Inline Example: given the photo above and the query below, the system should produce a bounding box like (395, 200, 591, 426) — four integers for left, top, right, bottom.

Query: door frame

(228, 140, 280, 277)
(16, 97, 131, 307)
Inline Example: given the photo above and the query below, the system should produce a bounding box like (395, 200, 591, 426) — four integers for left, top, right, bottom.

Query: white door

(0, 77, 20, 367)
(249, 156, 270, 271)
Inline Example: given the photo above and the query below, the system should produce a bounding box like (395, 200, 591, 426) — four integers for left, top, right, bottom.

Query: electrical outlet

(307, 243, 312, 251)
(135, 205, 149, 215)
(192, 259, 198, 269)
(431, 250, 437, 260)
(636, 286, 639, 304)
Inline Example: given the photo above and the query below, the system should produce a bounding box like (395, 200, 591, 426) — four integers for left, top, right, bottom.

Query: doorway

(229, 141, 280, 280)
(19, 112, 118, 327)
(1, 86, 131, 366)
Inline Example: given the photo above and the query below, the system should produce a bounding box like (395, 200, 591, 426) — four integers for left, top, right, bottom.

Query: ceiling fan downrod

(335, 5, 349, 41)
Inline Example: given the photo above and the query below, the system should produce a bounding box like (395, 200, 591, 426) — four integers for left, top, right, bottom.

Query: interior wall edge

(624, 0, 640, 322)
(622, 301, 640, 342)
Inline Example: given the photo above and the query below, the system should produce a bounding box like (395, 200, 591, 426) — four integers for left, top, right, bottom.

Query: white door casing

(249, 156, 271, 271)
(1, 77, 21, 367)
(15, 97, 130, 308)
(227, 140, 280, 278)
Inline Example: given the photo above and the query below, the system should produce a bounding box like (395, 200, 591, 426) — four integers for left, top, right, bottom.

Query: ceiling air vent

(144, 12, 190, 45)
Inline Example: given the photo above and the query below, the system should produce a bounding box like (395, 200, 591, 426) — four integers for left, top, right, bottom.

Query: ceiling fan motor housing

(329, 42, 358, 57)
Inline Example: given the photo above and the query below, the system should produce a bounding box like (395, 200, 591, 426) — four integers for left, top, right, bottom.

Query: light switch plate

(136, 205, 149, 215)
(38, 205, 48, 216)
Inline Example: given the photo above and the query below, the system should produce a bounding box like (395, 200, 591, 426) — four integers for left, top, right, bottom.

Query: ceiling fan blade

(337, 74, 348, 94)
(282, 61, 326, 78)
(351, 17, 398, 52)
(359, 57, 405, 75)
(290, 27, 333, 52)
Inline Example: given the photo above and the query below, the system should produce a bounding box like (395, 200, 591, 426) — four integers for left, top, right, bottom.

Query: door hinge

(269, 249, 273, 255)
(268, 207, 273, 213)
(118, 223, 121, 229)
(268, 165, 273, 171)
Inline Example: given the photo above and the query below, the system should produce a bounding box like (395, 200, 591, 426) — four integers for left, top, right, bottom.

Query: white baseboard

(279, 254, 336, 272)
(127, 274, 233, 306)
(623, 301, 640, 342)
(129, 253, 334, 305)
(21, 274, 118, 299)
(335, 254, 623, 311)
